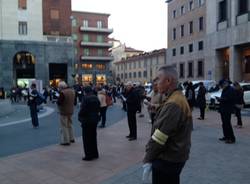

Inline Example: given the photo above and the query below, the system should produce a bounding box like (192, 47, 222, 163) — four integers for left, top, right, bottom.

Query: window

(197, 60, 204, 77)
(180, 46, 184, 55)
(18, 0, 27, 10)
(133, 72, 136, 78)
(198, 41, 204, 50)
(139, 61, 141, 68)
(83, 34, 89, 42)
(172, 28, 176, 40)
(189, 21, 193, 34)
(238, 0, 248, 15)
(181, 5, 185, 15)
(129, 63, 131, 69)
(172, 48, 176, 56)
(125, 73, 127, 79)
(83, 20, 88, 27)
(133, 62, 136, 68)
(96, 64, 105, 70)
(97, 35, 103, 42)
(97, 21, 102, 28)
(199, 0, 205, 7)
(121, 73, 123, 79)
(143, 71, 147, 77)
(181, 25, 184, 37)
(188, 61, 193, 77)
(97, 49, 103, 56)
(72, 19, 77, 27)
(18, 21, 27, 35)
(72, 34, 78, 41)
(219, 0, 227, 22)
(189, 1, 194, 11)
(138, 71, 142, 78)
(82, 64, 93, 69)
(84, 48, 89, 56)
(50, 9, 59, 20)
(172, 10, 176, 18)
(189, 44, 193, 52)
(129, 73, 132, 78)
(179, 63, 185, 78)
(199, 17, 204, 31)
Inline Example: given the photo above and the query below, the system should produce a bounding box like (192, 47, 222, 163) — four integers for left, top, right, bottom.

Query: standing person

(57, 81, 76, 146)
(27, 83, 39, 128)
(146, 78, 163, 125)
(97, 88, 107, 128)
(185, 82, 195, 110)
(233, 82, 244, 128)
(42, 87, 49, 103)
(125, 81, 141, 141)
(143, 66, 193, 184)
(196, 82, 207, 120)
(78, 86, 100, 161)
(217, 79, 236, 144)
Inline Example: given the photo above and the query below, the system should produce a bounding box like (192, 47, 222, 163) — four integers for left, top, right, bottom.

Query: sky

(71, 0, 168, 52)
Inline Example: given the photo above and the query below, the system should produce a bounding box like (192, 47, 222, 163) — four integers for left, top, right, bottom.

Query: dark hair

(31, 83, 36, 88)
(84, 86, 93, 94)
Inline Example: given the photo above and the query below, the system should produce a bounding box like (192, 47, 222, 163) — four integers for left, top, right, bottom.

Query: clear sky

(71, 0, 168, 52)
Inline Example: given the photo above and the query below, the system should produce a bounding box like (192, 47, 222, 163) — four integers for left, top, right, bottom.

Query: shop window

(82, 64, 92, 69)
(82, 75, 93, 83)
(197, 60, 204, 77)
(96, 64, 105, 70)
(179, 63, 185, 78)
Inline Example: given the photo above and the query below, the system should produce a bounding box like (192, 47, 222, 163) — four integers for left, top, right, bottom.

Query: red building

(71, 11, 113, 85)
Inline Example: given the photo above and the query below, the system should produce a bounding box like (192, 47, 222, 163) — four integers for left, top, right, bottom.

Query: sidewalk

(0, 108, 250, 184)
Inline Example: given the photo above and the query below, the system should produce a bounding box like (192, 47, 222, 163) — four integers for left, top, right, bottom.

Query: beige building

(206, 0, 250, 82)
(115, 49, 167, 84)
(166, 0, 207, 82)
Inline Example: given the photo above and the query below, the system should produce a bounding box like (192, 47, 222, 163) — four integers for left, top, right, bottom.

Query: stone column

(229, 46, 242, 82)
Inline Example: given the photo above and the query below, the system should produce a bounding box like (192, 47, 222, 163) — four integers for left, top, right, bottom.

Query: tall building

(0, 0, 74, 90)
(206, 0, 250, 82)
(115, 49, 167, 84)
(166, 0, 207, 82)
(71, 11, 113, 85)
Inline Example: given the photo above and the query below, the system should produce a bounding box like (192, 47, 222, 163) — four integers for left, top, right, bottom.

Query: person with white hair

(57, 81, 76, 146)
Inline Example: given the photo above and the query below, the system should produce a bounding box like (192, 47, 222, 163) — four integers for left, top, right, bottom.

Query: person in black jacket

(233, 82, 244, 128)
(185, 82, 196, 111)
(27, 83, 39, 128)
(217, 79, 236, 144)
(78, 86, 101, 161)
(196, 82, 207, 120)
(125, 81, 141, 141)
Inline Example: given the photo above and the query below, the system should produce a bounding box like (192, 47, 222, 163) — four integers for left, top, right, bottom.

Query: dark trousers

(199, 107, 205, 119)
(127, 110, 137, 138)
(151, 113, 156, 125)
(100, 106, 107, 126)
(152, 159, 185, 184)
(235, 107, 242, 126)
(82, 122, 99, 159)
(30, 105, 39, 127)
(220, 112, 235, 141)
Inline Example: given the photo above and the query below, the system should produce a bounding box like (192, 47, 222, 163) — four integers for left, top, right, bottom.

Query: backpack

(36, 93, 46, 105)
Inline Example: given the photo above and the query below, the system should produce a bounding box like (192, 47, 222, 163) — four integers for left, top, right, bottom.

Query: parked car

(207, 82, 250, 109)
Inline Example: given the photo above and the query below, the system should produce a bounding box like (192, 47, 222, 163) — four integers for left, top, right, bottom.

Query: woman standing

(196, 82, 207, 120)
(97, 89, 108, 128)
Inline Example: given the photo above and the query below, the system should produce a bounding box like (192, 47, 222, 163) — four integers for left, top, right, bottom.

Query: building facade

(115, 49, 167, 84)
(166, 0, 208, 82)
(71, 11, 113, 85)
(206, 0, 250, 82)
(0, 0, 74, 90)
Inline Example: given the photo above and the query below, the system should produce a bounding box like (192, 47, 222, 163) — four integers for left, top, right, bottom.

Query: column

(229, 46, 242, 82)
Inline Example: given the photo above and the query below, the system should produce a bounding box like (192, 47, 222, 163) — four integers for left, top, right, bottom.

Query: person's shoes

(82, 156, 98, 161)
(126, 135, 132, 138)
(33, 126, 39, 129)
(70, 140, 75, 143)
(219, 137, 226, 141)
(225, 140, 235, 144)
(60, 143, 70, 146)
(235, 125, 243, 129)
(197, 117, 204, 120)
(128, 137, 137, 141)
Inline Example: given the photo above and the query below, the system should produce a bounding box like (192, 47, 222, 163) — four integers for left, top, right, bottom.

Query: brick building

(71, 11, 113, 85)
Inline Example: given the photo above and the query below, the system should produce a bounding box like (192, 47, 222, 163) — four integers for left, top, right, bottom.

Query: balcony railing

(44, 36, 73, 43)
(80, 26, 113, 33)
(80, 41, 113, 47)
(81, 55, 114, 61)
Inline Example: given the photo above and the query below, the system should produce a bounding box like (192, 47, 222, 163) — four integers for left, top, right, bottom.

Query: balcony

(80, 26, 113, 33)
(80, 41, 113, 48)
(236, 12, 250, 25)
(81, 55, 114, 61)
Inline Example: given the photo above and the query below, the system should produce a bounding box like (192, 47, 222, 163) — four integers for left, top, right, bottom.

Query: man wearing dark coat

(125, 81, 141, 141)
(78, 86, 101, 161)
(196, 82, 207, 120)
(27, 83, 39, 128)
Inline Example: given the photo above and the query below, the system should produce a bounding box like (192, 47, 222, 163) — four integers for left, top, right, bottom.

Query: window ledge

(236, 12, 249, 25)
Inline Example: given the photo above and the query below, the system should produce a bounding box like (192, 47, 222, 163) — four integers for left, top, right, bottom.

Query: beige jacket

(98, 91, 107, 107)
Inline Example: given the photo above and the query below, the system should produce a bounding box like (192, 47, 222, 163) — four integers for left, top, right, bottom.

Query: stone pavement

(0, 107, 250, 184)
